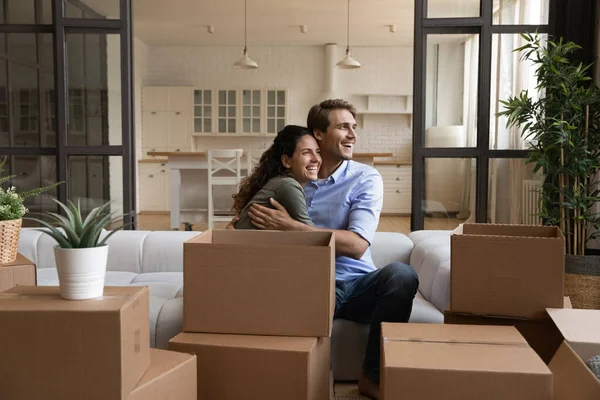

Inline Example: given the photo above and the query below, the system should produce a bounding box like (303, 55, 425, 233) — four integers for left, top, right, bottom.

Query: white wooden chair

(207, 149, 244, 229)
(246, 150, 261, 177)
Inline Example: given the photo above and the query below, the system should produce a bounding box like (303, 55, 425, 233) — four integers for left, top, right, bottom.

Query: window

(217, 90, 236, 134)
(266, 90, 286, 134)
(199, 88, 287, 136)
(193, 89, 212, 133)
(412, 0, 555, 231)
(242, 89, 261, 134)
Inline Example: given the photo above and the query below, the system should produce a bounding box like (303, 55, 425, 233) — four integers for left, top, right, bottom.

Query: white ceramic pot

(54, 245, 109, 300)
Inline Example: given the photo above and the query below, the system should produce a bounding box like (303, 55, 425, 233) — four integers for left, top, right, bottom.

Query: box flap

(382, 323, 527, 345)
(185, 230, 212, 244)
(170, 332, 317, 352)
(459, 223, 562, 239)
(550, 342, 600, 400)
(205, 229, 333, 247)
(547, 308, 600, 362)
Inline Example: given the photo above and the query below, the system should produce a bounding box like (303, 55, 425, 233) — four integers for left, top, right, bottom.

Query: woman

(232, 125, 321, 229)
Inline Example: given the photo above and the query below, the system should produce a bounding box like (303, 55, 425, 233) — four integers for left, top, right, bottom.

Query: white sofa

(16, 227, 452, 381)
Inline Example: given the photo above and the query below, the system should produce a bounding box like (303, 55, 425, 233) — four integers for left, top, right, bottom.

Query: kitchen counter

(374, 158, 412, 166)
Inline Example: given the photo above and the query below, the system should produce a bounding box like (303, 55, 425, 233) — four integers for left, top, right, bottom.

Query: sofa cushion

(370, 232, 414, 268)
(104, 230, 151, 273)
(141, 231, 200, 273)
(154, 297, 183, 349)
(409, 233, 451, 313)
(410, 292, 444, 324)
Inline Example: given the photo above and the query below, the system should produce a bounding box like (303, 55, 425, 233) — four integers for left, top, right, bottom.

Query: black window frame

(0, 0, 136, 229)
(411, 0, 565, 231)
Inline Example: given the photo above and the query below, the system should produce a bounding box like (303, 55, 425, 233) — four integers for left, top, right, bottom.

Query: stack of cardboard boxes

(0, 285, 197, 399)
(445, 224, 567, 362)
(0, 253, 36, 292)
(380, 223, 600, 399)
(169, 229, 335, 400)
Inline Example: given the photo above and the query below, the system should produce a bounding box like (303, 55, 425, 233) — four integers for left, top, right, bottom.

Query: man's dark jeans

(334, 262, 419, 382)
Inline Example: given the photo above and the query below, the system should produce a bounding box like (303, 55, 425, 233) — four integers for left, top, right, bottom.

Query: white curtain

(457, 35, 479, 222)
(461, 0, 545, 224)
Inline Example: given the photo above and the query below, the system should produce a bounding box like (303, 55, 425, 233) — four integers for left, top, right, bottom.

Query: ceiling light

(336, 0, 360, 69)
(234, 0, 258, 69)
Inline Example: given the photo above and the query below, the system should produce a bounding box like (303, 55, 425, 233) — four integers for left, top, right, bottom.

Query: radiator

(522, 179, 542, 225)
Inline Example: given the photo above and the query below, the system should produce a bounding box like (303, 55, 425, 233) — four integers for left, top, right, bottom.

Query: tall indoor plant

(499, 33, 600, 309)
(0, 156, 61, 264)
(27, 199, 126, 300)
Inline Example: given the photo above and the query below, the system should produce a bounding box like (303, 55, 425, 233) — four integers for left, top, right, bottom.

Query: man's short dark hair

(307, 99, 357, 133)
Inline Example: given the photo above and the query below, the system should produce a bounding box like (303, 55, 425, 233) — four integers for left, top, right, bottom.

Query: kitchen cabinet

(141, 86, 193, 158)
(377, 164, 412, 215)
(139, 162, 170, 212)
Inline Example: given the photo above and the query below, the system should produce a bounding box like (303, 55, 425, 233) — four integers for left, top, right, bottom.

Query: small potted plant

(0, 156, 61, 264)
(27, 199, 126, 300)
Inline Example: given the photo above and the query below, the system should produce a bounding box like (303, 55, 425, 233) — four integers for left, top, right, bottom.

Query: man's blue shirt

(304, 160, 384, 282)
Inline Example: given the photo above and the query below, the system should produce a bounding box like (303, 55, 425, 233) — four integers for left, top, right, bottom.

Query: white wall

(143, 44, 414, 157)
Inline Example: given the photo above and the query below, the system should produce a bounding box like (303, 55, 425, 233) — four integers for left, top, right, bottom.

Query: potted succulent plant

(27, 199, 126, 300)
(499, 33, 600, 309)
(0, 156, 61, 264)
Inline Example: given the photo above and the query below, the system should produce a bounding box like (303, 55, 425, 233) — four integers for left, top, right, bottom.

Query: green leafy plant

(0, 156, 62, 221)
(26, 199, 127, 248)
(498, 32, 600, 256)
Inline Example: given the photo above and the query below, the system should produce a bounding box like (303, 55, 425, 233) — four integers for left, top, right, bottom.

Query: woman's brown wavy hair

(231, 125, 314, 215)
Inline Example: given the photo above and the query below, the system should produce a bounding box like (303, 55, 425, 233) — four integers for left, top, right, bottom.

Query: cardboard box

(0, 253, 36, 293)
(183, 230, 335, 337)
(381, 322, 552, 399)
(0, 286, 150, 400)
(450, 223, 564, 319)
(547, 308, 600, 399)
(128, 349, 197, 400)
(444, 296, 572, 363)
(169, 332, 330, 400)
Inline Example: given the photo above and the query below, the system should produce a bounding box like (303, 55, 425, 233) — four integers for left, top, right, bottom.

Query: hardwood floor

(135, 213, 467, 234)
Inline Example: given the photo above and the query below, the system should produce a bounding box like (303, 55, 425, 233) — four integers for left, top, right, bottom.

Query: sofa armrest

(371, 232, 414, 268)
(408, 231, 451, 313)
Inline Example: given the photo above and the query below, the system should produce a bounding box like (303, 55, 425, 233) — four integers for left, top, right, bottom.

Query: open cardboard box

(444, 297, 572, 363)
(547, 308, 600, 399)
(183, 229, 335, 337)
(450, 223, 565, 319)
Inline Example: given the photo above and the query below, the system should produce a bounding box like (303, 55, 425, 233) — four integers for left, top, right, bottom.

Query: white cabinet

(141, 111, 168, 150)
(141, 86, 193, 157)
(139, 162, 169, 212)
(167, 87, 193, 111)
(142, 87, 169, 111)
(377, 164, 412, 215)
(167, 111, 191, 151)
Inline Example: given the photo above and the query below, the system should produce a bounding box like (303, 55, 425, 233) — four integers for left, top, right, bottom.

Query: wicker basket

(564, 255, 600, 310)
(0, 218, 22, 264)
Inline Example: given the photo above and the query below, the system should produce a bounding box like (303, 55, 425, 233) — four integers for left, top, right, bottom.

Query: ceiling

(130, 0, 479, 47)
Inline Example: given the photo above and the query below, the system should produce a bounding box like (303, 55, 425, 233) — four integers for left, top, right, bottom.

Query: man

(245, 99, 419, 400)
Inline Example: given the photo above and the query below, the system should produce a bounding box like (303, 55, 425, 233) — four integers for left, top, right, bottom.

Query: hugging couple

(227, 99, 418, 400)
